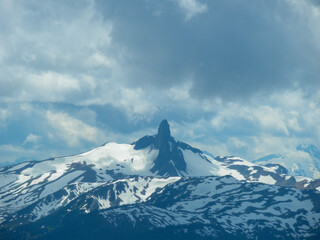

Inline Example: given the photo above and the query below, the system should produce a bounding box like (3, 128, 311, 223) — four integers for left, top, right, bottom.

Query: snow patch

(40, 170, 84, 199)
(258, 175, 276, 185)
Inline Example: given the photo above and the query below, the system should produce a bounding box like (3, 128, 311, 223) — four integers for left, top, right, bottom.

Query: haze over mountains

(254, 144, 320, 179)
(0, 120, 319, 239)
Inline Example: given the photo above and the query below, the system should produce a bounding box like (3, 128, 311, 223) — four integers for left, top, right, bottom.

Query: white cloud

(29, 71, 80, 92)
(287, 114, 302, 132)
(0, 0, 163, 120)
(0, 144, 38, 164)
(208, 95, 313, 136)
(46, 111, 105, 147)
(79, 83, 159, 120)
(0, 0, 113, 103)
(117, 88, 158, 119)
(229, 137, 247, 149)
(175, 0, 208, 20)
(211, 115, 228, 131)
(20, 103, 33, 114)
(23, 133, 42, 145)
(0, 144, 24, 152)
(286, 0, 320, 50)
(0, 0, 319, 168)
(168, 81, 192, 101)
(22, 71, 81, 102)
(250, 106, 289, 135)
(170, 119, 208, 140)
(87, 52, 114, 68)
(0, 107, 10, 127)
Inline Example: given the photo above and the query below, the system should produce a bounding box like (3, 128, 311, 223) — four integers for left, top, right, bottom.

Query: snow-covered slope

(2, 176, 319, 240)
(212, 156, 320, 190)
(5, 176, 180, 223)
(1, 120, 319, 222)
(0, 143, 163, 223)
(1, 120, 320, 239)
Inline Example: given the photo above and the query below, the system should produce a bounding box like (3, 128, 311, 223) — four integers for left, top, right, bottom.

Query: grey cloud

(96, 0, 320, 100)
(2, 0, 319, 105)
(2, 0, 320, 165)
(311, 0, 320, 6)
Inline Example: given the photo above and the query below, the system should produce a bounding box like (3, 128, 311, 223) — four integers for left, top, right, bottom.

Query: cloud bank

(0, 0, 319, 166)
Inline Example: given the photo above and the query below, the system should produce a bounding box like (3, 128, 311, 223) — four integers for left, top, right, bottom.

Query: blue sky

(0, 0, 320, 165)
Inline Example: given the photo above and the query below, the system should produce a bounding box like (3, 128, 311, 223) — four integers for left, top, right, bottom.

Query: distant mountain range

(254, 144, 320, 179)
(0, 120, 319, 239)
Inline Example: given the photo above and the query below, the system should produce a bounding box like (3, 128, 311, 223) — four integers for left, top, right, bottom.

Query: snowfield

(1, 121, 320, 239)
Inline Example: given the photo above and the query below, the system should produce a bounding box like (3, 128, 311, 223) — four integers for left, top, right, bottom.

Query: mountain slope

(1, 120, 319, 223)
(0, 120, 320, 239)
(1, 176, 320, 240)
(254, 144, 320, 179)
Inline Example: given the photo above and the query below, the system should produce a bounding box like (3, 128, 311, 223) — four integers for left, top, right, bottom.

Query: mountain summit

(134, 119, 194, 176)
(151, 120, 187, 176)
(1, 120, 320, 239)
(156, 119, 171, 145)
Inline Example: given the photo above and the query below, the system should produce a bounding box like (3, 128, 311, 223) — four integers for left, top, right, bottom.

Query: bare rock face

(151, 120, 187, 176)
(134, 119, 192, 176)
(155, 119, 171, 148)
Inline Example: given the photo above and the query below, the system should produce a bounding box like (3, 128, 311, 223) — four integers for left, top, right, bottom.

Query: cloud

(1, 0, 320, 116)
(0, 144, 24, 152)
(174, 0, 208, 20)
(23, 133, 42, 145)
(0, 0, 113, 102)
(19, 71, 81, 102)
(46, 111, 105, 147)
(109, 0, 320, 102)
(162, 87, 320, 162)
(207, 89, 320, 139)
(0, 0, 320, 168)
(0, 107, 10, 127)
(0, 144, 38, 164)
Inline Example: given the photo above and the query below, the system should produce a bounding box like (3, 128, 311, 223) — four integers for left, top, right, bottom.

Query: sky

(0, 0, 320, 165)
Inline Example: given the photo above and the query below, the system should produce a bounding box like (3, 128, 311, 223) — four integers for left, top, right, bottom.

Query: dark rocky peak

(156, 119, 171, 146)
(158, 119, 170, 137)
(154, 119, 174, 151)
(133, 119, 172, 150)
(132, 120, 204, 177)
(134, 119, 173, 150)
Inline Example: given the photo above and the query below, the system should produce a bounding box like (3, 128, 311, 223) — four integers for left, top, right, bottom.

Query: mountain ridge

(254, 144, 320, 179)
(0, 120, 320, 239)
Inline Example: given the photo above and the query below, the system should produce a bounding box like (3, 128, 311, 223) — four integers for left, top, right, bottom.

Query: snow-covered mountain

(254, 144, 320, 179)
(2, 176, 320, 239)
(0, 120, 320, 239)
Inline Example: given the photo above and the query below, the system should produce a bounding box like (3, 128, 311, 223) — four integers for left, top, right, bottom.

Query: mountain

(254, 144, 320, 179)
(297, 144, 320, 178)
(0, 120, 320, 239)
(2, 176, 320, 240)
